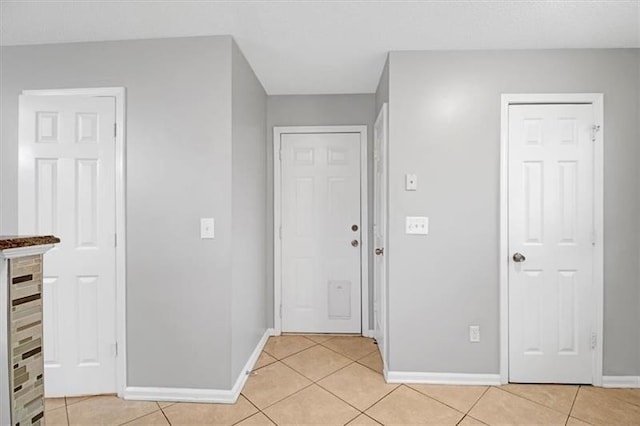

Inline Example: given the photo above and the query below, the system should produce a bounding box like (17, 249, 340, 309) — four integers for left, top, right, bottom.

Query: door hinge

(114, 123, 117, 138)
(591, 125, 601, 142)
(279, 304, 282, 318)
(591, 332, 597, 349)
(591, 230, 596, 246)
(112, 342, 118, 357)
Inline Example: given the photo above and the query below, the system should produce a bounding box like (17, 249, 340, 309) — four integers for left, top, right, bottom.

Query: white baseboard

(386, 371, 501, 386)
(124, 328, 274, 404)
(229, 328, 274, 398)
(124, 385, 238, 404)
(363, 329, 375, 338)
(602, 376, 640, 388)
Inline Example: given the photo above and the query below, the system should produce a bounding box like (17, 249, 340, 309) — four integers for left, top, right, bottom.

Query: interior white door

(280, 132, 362, 333)
(508, 103, 595, 384)
(19, 95, 117, 396)
(373, 104, 388, 367)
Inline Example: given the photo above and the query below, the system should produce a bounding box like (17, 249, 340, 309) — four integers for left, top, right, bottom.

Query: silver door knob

(513, 252, 526, 263)
(375, 248, 384, 256)
(351, 240, 359, 247)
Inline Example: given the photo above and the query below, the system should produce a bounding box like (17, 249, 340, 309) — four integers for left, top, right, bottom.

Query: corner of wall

(230, 37, 269, 383)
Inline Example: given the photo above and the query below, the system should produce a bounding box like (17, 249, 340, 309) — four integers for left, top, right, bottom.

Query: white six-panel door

(373, 104, 388, 368)
(19, 95, 117, 396)
(280, 132, 362, 333)
(508, 104, 595, 383)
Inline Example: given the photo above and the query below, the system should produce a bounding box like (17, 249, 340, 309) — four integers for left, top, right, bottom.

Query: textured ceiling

(1, 1, 639, 94)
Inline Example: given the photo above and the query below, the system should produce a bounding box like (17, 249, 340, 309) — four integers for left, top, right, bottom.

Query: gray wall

(266, 94, 376, 329)
(375, 56, 389, 114)
(386, 49, 640, 375)
(1, 36, 237, 389)
(230, 40, 268, 380)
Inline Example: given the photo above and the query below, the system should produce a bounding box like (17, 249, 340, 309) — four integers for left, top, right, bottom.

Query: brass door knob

(375, 248, 384, 256)
(351, 240, 359, 247)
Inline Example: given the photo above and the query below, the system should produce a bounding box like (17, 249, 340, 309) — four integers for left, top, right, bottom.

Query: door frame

(373, 104, 389, 371)
(499, 93, 604, 385)
(21, 87, 127, 397)
(273, 125, 369, 336)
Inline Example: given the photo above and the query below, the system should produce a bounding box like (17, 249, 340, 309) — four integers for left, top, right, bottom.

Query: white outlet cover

(405, 216, 429, 235)
(201, 218, 215, 239)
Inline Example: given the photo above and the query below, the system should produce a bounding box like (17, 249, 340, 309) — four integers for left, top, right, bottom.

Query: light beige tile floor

(44, 335, 640, 425)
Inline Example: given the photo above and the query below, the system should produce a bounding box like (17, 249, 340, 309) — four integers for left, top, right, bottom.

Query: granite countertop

(0, 236, 61, 250)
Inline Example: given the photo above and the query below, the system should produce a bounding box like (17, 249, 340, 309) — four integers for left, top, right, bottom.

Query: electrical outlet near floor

(469, 325, 480, 343)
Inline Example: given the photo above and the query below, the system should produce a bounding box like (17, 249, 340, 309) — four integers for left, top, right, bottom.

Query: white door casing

(19, 95, 118, 396)
(373, 104, 389, 371)
(274, 126, 368, 335)
(505, 100, 603, 384)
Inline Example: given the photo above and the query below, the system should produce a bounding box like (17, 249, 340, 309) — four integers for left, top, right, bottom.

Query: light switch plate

(469, 325, 480, 343)
(201, 218, 215, 239)
(405, 174, 417, 191)
(406, 216, 429, 235)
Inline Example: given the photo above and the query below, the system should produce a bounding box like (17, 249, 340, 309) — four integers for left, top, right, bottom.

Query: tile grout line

(263, 339, 319, 362)
(283, 348, 384, 413)
(64, 396, 70, 426)
(566, 386, 599, 426)
(230, 398, 261, 425)
(251, 357, 279, 373)
(595, 386, 640, 408)
(159, 405, 172, 426)
(349, 412, 382, 425)
(565, 385, 581, 426)
(399, 385, 468, 421)
(248, 357, 373, 420)
(243, 374, 317, 413)
(342, 410, 364, 425)
(316, 338, 378, 362)
(493, 385, 578, 417)
(115, 403, 164, 425)
(282, 356, 357, 383)
(258, 407, 280, 425)
(237, 395, 277, 425)
(355, 355, 384, 375)
(250, 336, 386, 422)
(268, 336, 378, 383)
(456, 385, 491, 425)
(259, 411, 279, 425)
(355, 383, 403, 415)
(406, 383, 484, 418)
(264, 337, 389, 419)
(316, 374, 400, 418)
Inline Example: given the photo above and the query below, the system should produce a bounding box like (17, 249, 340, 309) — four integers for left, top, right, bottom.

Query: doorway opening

(19, 87, 127, 397)
(499, 93, 604, 385)
(273, 126, 368, 336)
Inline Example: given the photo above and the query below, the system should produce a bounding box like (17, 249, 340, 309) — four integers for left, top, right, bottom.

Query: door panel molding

(22, 87, 127, 397)
(499, 93, 603, 385)
(274, 125, 368, 336)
